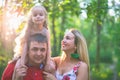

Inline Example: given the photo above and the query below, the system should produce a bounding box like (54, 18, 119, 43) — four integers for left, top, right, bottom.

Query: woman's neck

(61, 51, 79, 63)
(62, 52, 72, 62)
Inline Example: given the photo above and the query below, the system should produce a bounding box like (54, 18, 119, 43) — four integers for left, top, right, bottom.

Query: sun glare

(3, 10, 25, 42)
(6, 12, 24, 30)
(0, 0, 4, 7)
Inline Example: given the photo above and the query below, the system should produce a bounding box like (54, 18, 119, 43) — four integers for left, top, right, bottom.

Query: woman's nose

(61, 39, 66, 44)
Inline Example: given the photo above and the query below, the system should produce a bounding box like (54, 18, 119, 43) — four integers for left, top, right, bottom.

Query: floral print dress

(55, 62, 81, 80)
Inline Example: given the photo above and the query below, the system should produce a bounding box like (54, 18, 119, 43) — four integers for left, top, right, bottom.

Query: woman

(44, 29, 90, 80)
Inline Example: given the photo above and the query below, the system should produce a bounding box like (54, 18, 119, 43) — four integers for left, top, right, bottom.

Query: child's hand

(43, 71, 57, 80)
(44, 59, 56, 74)
(15, 65, 28, 80)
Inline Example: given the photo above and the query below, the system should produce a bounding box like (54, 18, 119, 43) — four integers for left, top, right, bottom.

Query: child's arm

(20, 42, 28, 65)
(44, 58, 56, 75)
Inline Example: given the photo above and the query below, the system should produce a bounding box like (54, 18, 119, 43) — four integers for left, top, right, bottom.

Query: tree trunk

(58, 11, 66, 55)
(95, 0, 102, 69)
(51, 0, 57, 56)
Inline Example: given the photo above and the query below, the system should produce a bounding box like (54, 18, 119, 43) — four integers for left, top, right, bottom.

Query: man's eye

(41, 48, 45, 52)
(31, 48, 38, 51)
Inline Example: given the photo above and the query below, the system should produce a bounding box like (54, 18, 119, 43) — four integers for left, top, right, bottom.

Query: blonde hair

(71, 29, 90, 80)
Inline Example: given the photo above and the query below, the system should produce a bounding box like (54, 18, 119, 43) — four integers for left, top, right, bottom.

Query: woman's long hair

(71, 29, 90, 80)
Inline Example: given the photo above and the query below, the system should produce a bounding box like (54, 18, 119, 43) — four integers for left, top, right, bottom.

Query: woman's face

(61, 31, 76, 52)
(32, 7, 46, 25)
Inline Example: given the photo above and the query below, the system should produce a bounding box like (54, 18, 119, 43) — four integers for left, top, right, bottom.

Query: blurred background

(0, 0, 120, 80)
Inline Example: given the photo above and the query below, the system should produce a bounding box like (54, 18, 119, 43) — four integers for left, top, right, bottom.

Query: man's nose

(36, 50, 42, 55)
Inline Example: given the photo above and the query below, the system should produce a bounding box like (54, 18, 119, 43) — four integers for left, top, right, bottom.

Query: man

(2, 33, 48, 80)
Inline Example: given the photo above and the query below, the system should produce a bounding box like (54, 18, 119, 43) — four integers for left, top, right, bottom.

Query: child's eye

(39, 13, 43, 16)
(33, 14, 37, 17)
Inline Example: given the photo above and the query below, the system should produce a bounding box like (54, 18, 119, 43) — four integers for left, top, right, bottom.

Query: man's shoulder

(5, 60, 16, 69)
(1, 61, 16, 80)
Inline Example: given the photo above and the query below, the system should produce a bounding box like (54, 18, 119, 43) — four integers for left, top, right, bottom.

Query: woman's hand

(43, 71, 57, 80)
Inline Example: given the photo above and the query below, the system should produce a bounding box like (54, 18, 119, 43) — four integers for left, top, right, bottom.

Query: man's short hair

(27, 33, 48, 49)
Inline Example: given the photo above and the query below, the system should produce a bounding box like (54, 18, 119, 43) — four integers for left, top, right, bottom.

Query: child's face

(32, 7, 46, 25)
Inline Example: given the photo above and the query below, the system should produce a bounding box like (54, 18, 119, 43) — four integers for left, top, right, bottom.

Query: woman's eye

(66, 37, 70, 40)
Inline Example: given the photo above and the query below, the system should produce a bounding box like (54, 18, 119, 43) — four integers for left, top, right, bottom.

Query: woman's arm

(76, 62, 88, 80)
(52, 56, 61, 67)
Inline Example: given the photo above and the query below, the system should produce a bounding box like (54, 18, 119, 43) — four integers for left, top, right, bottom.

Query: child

(12, 4, 55, 80)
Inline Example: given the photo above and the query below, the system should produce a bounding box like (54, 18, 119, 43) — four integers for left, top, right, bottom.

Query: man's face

(28, 41, 47, 67)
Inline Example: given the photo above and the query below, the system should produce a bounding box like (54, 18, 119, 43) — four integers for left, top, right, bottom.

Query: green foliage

(16, 21, 26, 33)
(91, 63, 113, 80)
(87, 0, 108, 20)
(0, 56, 8, 78)
(0, 40, 12, 78)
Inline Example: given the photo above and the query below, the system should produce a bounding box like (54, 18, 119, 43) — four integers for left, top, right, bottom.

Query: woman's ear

(75, 46, 77, 50)
(74, 46, 77, 52)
